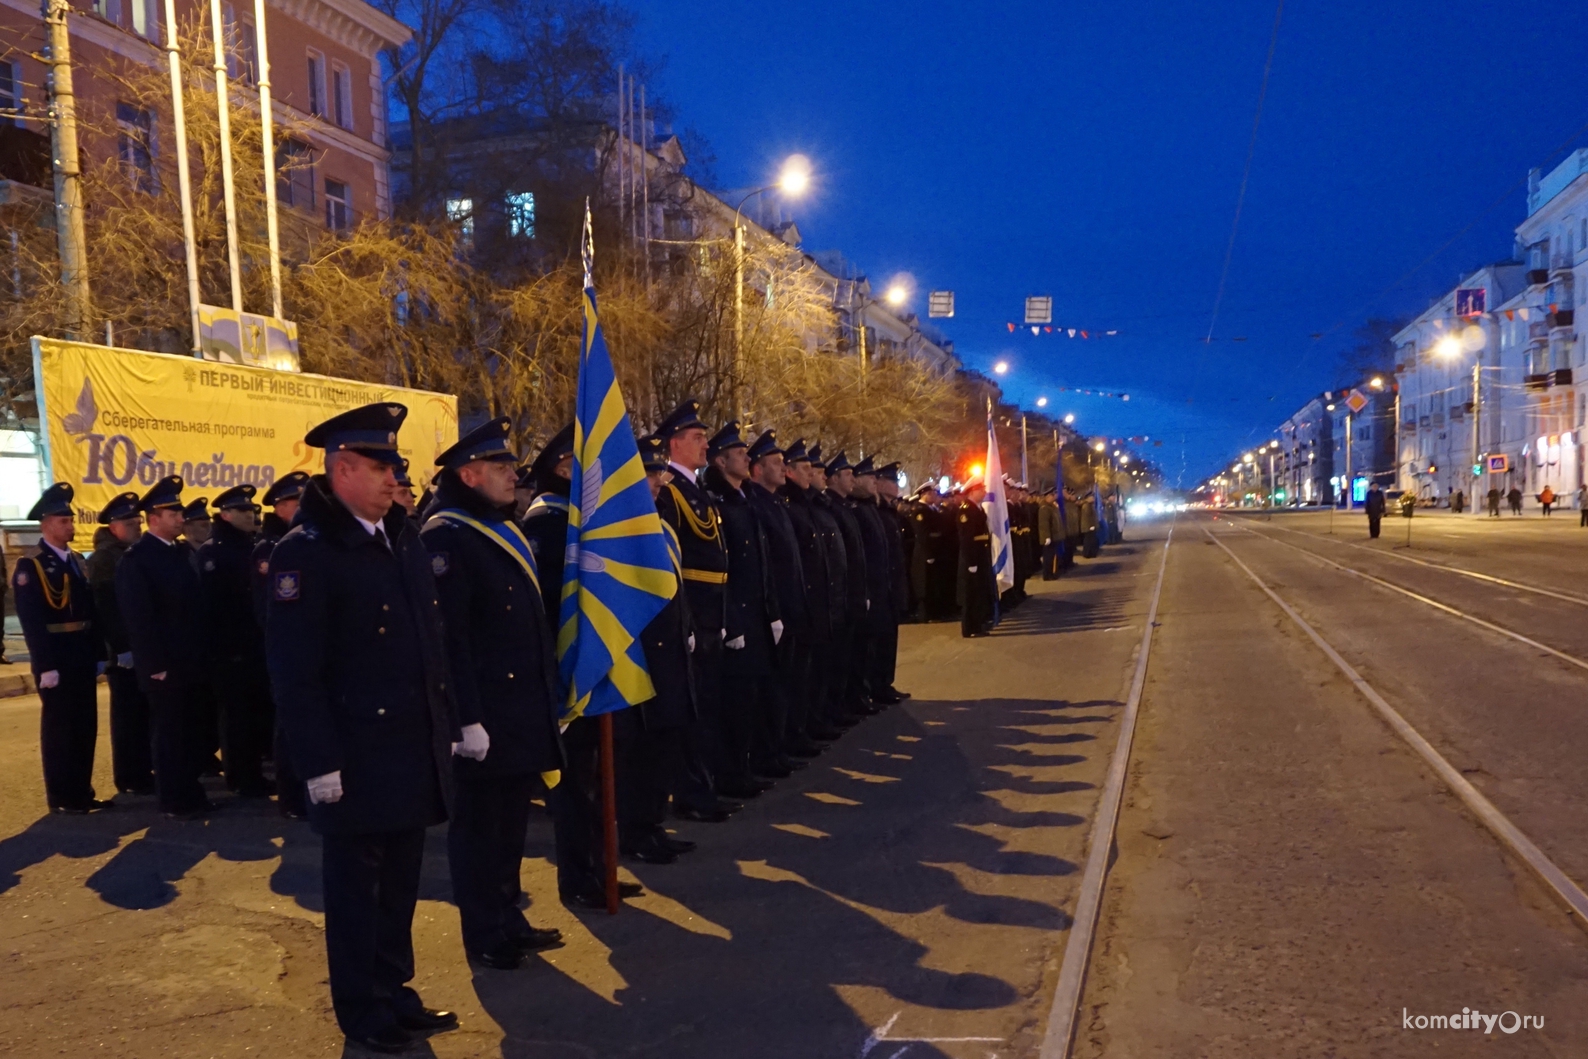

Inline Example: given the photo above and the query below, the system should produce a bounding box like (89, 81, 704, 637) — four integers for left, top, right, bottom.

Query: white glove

(116, 651, 134, 668)
(968, 566, 978, 573)
(150, 671, 167, 681)
(307, 771, 343, 804)
(726, 635, 746, 650)
(687, 633, 696, 653)
(771, 619, 784, 644)
(452, 723, 490, 761)
(38, 670, 59, 689)
(720, 628, 727, 641)
(866, 599, 871, 610)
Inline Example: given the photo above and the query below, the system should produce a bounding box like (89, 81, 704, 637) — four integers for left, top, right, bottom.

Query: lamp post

(731, 155, 810, 417)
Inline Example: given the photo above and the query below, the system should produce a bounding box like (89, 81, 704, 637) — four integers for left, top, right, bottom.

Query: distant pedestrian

(1508, 485, 1523, 516)
(1451, 490, 1465, 514)
(1487, 487, 1501, 517)
(1579, 484, 1587, 527)
(1540, 484, 1556, 517)
(1364, 483, 1386, 539)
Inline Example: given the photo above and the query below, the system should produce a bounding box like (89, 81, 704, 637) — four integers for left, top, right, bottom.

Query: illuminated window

(506, 191, 535, 238)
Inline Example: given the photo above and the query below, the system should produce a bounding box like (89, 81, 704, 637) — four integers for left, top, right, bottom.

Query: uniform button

(506, 604, 512, 611)
(439, 682, 446, 690)
(507, 585, 513, 592)
(382, 604, 390, 611)
(378, 627, 386, 634)
(507, 672, 515, 679)
(377, 708, 386, 716)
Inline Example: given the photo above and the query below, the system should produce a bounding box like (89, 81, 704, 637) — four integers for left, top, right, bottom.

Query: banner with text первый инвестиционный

(31, 336, 458, 522)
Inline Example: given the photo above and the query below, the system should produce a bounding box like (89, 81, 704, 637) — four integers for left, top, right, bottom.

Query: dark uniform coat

(117, 533, 208, 691)
(957, 500, 997, 635)
(656, 473, 729, 643)
(265, 478, 459, 836)
(199, 519, 267, 678)
(824, 490, 869, 627)
(706, 468, 779, 671)
(745, 480, 806, 637)
(781, 482, 839, 644)
(14, 544, 99, 676)
(422, 476, 564, 777)
(519, 486, 571, 628)
(636, 522, 697, 730)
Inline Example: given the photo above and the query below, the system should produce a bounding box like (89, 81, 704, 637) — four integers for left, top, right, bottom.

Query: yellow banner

(32, 337, 458, 522)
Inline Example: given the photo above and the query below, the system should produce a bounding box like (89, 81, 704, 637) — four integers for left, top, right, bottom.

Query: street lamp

(884, 282, 908, 308)
(993, 360, 1010, 376)
(1036, 396, 1048, 408)
(1063, 413, 1075, 425)
(1435, 334, 1461, 360)
(732, 154, 812, 415)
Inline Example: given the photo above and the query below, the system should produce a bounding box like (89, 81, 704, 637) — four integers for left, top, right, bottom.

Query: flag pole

(582, 198, 621, 916)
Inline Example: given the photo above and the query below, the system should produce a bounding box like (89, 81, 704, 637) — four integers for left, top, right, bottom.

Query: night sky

(631, 0, 1588, 486)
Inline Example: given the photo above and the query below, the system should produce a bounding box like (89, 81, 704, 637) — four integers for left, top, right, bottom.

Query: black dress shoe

(717, 798, 744, 813)
(468, 944, 522, 970)
(163, 801, 215, 821)
(561, 889, 608, 910)
(346, 1025, 413, 1054)
(888, 687, 912, 700)
(785, 741, 825, 758)
(715, 780, 766, 800)
(871, 690, 903, 706)
(50, 804, 90, 815)
(509, 926, 563, 952)
(673, 806, 732, 823)
(618, 881, 644, 898)
(658, 834, 697, 853)
(808, 726, 844, 741)
(781, 756, 809, 772)
(118, 785, 157, 797)
(751, 760, 793, 779)
(396, 1007, 459, 1033)
(623, 839, 677, 865)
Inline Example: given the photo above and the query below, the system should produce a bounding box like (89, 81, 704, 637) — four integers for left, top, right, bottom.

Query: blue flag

(555, 285, 677, 719)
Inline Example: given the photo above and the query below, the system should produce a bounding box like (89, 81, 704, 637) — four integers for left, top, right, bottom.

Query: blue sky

(632, 0, 1588, 485)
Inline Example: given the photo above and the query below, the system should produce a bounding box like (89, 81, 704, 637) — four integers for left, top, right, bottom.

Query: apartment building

(0, 0, 409, 232)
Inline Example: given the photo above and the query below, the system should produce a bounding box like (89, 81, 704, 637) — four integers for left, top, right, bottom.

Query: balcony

(1550, 309, 1575, 328)
(1530, 320, 1551, 339)
(1551, 368, 1575, 386)
(1527, 267, 1551, 286)
(1525, 373, 1550, 391)
(1553, 256, 1577, 275)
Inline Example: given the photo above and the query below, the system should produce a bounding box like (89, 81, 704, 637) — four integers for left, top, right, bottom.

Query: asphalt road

(0, 539, 1166, 1059)
(1078, 509, 1588, 1057)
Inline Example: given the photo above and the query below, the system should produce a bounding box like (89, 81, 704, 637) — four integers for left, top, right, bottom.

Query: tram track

(1203, 524, 1588, 931)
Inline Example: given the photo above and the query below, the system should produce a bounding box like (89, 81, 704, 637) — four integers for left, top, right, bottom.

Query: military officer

(87, 490, 154, 795)
(116, 476, 214, 818)
(848, 457, 896, 707)
(422, 417, 567, 965)
(1039, 489, 1063, 579)
(265, 402, 461, 1054)
(251, 470, 310, 818)
(823, 451, 874, 720)
(618, 435, 699, 862)
(744, 432, 819, 763)
(806, 446, 860, 732)
(14, 483, 110, 813)
(704, 422, 782, 791)
(393, 459, 420, 522)
(519, 422, 644, 908)
(870, 463, 911, 703)
(783, 443, 846, 744)
(181, 497, 213, 551)
(653, 401, 737, 822)
(957, 477, 997, 637)
(198, 484, 272, 797)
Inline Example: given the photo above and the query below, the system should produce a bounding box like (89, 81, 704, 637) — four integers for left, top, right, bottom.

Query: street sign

(198, 304, 300, 372)
(1455, 287, 1487, 317)
(928, 291, 955, 318)
(1024, 295, 1052, 326)
(1344, 389, 1369, 414)
(1486, 453, 1510, 473)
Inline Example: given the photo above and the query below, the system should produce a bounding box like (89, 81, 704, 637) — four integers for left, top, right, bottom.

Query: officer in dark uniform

(393, 458, 420, 524)
(823, 451, 874, 720)
(652, 401, 738, 821)
(777, 440, 842, 748)
(704, 423, 783, 788)
(87, 490, 154, 795)
(117, 476, 214, 818)
(180, 495, 223, 771)
(618, 435, 699, 862)
(957, 477, 997, 637)
(265, 403, 461, 1054)
(421, 417, 566, 965)
(198, 484, 271, 797)
(181, 497, 212, 552)
(251, 470, 310, 818)
(13, 483, 110, 813)
(849, 457, 896, 707)
(871, 462, 911, 702)
(519, 422, 643, 908)
(805, 446, 855, 733)
(743, 430, 814, 766)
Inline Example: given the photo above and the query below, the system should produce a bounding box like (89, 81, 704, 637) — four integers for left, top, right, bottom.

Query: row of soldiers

(11, 398, 927, 1054)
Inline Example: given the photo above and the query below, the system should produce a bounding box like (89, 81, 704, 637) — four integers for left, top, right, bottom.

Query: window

(93, 0, 121, 24)
(331, 62, 353, 130)
(306, 50, 327, 118)
(277, 138, 315, 208)
(445, 196, 474, 248)
(324, 179, 350, 230)
(0, 62, 16, 126)
(506, 191, 535, 238)
(223, 5, 257, 86)
(130, 0, 156, 41)
(116, 102, 156, 193)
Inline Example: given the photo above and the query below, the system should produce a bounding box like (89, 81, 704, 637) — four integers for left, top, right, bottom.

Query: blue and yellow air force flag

(555, 285, 677, 719)
(984, 403, 1016, 593)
